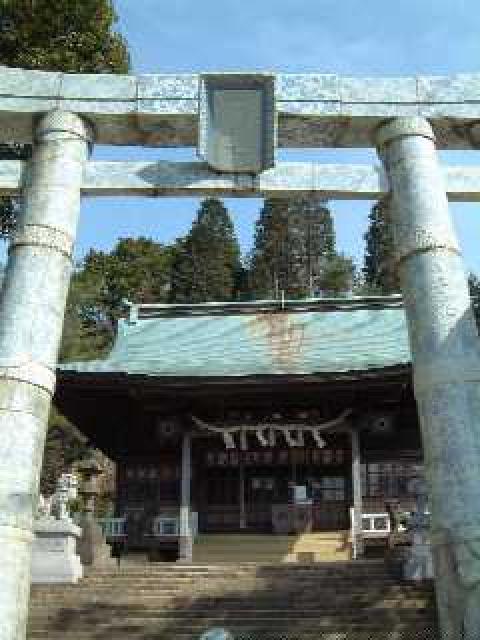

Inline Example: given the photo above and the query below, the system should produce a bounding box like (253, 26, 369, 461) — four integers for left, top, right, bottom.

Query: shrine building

(55, 295, 423, 563)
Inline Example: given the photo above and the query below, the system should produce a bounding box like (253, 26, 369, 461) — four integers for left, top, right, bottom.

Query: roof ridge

(124, 295, 404, 322)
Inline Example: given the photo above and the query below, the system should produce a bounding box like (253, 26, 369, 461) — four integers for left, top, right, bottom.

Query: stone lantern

(77, 455, 103, 520)
(76, 454, 114, 568)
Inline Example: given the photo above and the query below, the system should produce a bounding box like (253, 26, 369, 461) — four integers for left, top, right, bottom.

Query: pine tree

(249, 197, 354, 298)
(248, 198, 288, 298)
(169, 198, 242, 303)
(362, 197, 399, 294)
(0, 0, 130, 236)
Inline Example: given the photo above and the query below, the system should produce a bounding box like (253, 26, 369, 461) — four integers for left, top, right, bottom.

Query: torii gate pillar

(377, 117, 480, 639)
(0, 110, 92, 640)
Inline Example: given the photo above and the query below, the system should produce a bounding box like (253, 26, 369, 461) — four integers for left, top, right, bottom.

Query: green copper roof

(59, 297, 411, 379)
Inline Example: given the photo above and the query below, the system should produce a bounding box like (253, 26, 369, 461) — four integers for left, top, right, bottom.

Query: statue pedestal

(77, 516, 115, 568)
(403, 478, 433, 583)
(31, 517, 83, 584)
(403, 531, 434, 582)
(178, 535, 193, 563)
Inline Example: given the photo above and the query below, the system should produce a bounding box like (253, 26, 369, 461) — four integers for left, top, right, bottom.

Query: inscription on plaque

(210, 89, 263, 172)
(198, 73, 276, 173)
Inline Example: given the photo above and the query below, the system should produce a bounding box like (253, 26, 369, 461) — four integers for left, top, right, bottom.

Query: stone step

(29, 599, 435, 607)
(57, 566, 403, 577)
(50, 572, 398, 581)
(28, 624, 436, 636)
(28, 622, 436, 635)
(77, 574, 395, 584)
(30, 585, 433, 597)
(78, 572, 394, 581)
(30, 610, 434, 631)
(29, 603, 434, 615)
(195, 536, 350, 541)
(30, 571, 426, 582)
(27, 633, 435, 640)
(27, 560, 437, 640)
(30, 583, 432, 597)
(28, 617, 436, 632)
(31, 586, 433, 599)
(79, 565, 395, 577)
(87, 559, 373, 564)
(28, 600, 436, 614)
(51, 563, 404, 580)
(31, 589, 428, 602)
(30, 593, 433, 600)
(64, 577, 404, 586)
(34, 574, 408, 584)
(33, 587, 424, 598)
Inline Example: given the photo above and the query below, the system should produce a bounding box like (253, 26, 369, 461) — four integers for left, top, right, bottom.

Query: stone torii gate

(1, 67, 480, 639)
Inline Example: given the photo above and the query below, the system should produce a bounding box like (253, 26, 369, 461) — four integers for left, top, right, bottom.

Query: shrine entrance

(202, 439, 350, 533)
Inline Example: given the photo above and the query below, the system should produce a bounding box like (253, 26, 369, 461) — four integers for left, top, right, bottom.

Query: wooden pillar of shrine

(178, 431, 193, 562)
(350, 428, 364, 558)
(239, 456, 246, 529)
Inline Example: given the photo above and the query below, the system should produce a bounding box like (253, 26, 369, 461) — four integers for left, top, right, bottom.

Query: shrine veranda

(1, 67, 480, 639)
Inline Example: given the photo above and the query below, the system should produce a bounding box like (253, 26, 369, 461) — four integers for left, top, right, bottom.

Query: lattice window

(361, 462, 423, 498)
(311, 476, 345, 501)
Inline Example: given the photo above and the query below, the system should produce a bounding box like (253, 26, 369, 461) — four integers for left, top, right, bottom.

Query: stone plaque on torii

(0, 68, 480, 639)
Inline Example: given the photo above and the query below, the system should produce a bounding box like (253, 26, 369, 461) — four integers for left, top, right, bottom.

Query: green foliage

(40, 406, 88, 495)
(103, 237, 175, 308)
(316, 253, 356, 296)
(468, 273, 480, 333)
(249, 197, 354, 298)
(59, 267, 113, 362)
(0, 144, 30, 236)
(60, 237, 174, 361)
(169, 198, 242, 303)
(362, 197, 400, 294)
(0, 0, 130, 237)
(0, 0, 129, 72)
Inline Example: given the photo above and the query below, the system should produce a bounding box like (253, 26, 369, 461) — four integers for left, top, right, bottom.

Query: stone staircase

(192, 532, 352, 563)
(28, 561, 437, 640)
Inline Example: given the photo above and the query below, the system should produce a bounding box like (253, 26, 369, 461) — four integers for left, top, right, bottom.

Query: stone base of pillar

(77, 516, 115, 568)
(353, 535, 364, 559)
(31, 517, 83, 584)
(403, 533, 434, 582)
(177, 535, 193, 563)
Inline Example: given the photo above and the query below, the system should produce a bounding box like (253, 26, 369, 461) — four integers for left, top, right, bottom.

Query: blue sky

(11, 0, 480, 273)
